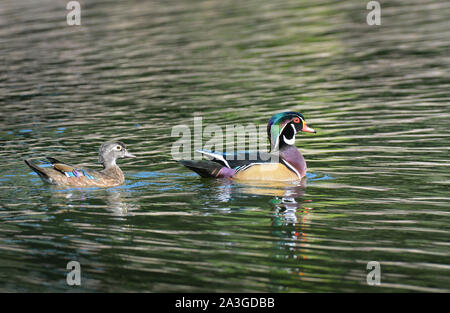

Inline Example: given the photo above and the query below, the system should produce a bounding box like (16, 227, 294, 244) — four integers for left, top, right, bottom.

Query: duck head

(267, 112, 315, 151)
(98, 141, 136, 168)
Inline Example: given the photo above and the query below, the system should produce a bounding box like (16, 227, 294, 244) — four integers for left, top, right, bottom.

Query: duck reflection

(206, 176, 308, 202)
(240, 179, 306, 197)
(102, 188, 139, 215)
(227, 177, 312, 280)
(50, 186, 139, 216)
(269, 182, 312, 280)
(208, 177, 312, 279)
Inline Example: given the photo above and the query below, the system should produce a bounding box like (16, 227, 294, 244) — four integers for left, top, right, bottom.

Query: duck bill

(302, 123, 316, 133)
(124, 151, 136, 158)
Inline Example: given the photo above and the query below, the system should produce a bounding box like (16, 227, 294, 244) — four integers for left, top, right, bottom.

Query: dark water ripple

(0, 0, 449, 292)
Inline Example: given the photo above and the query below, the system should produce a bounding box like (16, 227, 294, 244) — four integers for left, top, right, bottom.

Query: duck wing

(46, 157, 95, 179)
(196, 150, 276, 170)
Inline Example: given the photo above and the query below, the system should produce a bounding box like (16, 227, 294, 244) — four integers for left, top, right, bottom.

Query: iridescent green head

(267, 112, 316, 151)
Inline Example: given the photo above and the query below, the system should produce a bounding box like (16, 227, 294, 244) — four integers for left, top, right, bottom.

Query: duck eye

(116, 146, 122, 150)
(293, 117, 300, 123)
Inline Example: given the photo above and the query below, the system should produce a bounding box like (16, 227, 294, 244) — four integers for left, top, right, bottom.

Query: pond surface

(0, 0, 449, 292)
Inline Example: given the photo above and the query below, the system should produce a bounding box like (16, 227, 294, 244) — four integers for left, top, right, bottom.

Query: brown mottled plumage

(24, 141, 136, 188)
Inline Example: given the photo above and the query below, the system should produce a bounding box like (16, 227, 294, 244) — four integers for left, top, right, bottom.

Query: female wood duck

(24, 141, 136, 187)
(179, 112, 316, 181)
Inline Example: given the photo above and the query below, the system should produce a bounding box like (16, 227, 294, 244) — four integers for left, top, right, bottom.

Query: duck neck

(279, 145, 306, 178)
(101, 162, 125, 182)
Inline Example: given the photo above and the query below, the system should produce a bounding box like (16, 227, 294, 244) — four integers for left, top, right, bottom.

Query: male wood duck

(179, 112, 316, 181)
(24, 141, 136, 187)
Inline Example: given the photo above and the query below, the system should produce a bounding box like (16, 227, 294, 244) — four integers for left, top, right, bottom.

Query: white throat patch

(283, 124, 296, 145)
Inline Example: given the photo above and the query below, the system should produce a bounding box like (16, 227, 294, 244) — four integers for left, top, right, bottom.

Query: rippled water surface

(1, 0, 449, 292)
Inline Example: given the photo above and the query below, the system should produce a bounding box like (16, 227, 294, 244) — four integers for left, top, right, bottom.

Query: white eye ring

(116, 146, 122, 150)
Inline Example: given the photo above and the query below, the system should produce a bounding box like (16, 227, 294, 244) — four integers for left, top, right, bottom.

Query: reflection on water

(272, 197, 312, 280)
(50, 188, 140, 216)
(1, 0, 449, 292)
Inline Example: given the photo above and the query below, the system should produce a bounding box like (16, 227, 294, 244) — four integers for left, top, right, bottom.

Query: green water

(0, 0, 449, 292)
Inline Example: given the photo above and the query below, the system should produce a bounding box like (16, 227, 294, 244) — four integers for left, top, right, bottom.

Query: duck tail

(179, 160, 234, 178)
(24, 159, 52, 183)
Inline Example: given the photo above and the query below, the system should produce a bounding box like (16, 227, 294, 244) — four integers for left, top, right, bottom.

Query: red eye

(293, 117, 300, 123)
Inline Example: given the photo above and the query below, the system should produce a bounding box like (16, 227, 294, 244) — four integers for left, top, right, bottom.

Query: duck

(24, 141, 136, 187)
(179, 112, 316, 181)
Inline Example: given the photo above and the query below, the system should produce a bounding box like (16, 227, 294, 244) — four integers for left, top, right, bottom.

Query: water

(1, 0, 449, 292)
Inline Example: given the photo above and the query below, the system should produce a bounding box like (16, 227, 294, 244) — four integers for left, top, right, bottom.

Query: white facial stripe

(282, 123, 297, 145)
(283, 135, 295, 145)
(291, 123, 297, 135)
(273, 119, 300, 150)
